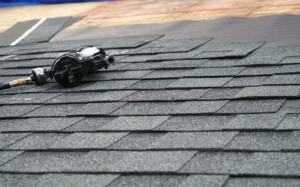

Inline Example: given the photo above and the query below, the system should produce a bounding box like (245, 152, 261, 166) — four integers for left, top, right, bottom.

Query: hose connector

(9, 78, 29, 87)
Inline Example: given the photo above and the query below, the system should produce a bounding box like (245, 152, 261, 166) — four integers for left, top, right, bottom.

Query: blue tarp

(0, 0, 115, 7)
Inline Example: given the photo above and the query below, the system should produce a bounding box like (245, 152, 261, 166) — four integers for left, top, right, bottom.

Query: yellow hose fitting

(9, 78, 27, 87)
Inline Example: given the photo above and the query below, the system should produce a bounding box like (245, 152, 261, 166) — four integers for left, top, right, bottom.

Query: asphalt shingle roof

(1, 31, 300, 186)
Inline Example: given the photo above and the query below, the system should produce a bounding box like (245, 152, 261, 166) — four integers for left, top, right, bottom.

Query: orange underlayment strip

(1, 0, 300, 33)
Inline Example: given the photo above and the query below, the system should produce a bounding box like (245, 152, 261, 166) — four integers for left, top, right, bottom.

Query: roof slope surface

(1, 31, 300, 186)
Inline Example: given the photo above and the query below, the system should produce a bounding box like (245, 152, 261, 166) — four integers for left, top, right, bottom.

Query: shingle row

(3, 112, 300, 132)
(2, 150, 300, 176)
(0, 99, 286, 118)
(5, 129, 300, 151)
(2, 173, 300, 187)
(2, 131, 237, 150)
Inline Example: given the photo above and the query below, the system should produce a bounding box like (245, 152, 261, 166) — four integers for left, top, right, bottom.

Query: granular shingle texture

(168, 77, 232, 88)
(217, 99, 286, 114)
(107, 175, 187, 187)
(0, 105, 41, 118)
(49, 133, 128, 149)
(108, 133, 166, 150)
(1, 27, 300, 185)
(276, 114, 300, 130)
(148, 132, 238, 149)
(155, 115, 234, 131)
(179, 152, 253, 174)
(224, 132, 292, 151)
(112, 102, 184, 115)
(223, 76, 271, 87)
(239, 152, 300, 175)
(31, 174, 119, 187)
(99, 116, 170, 131)
(0, 151, 23, 165)
(224, 178, 300, 187)
(234, 86, 300, 98)
(108, 151, 197, 172)
(173, 100, 229, 114)
(224, 113, 285, 130)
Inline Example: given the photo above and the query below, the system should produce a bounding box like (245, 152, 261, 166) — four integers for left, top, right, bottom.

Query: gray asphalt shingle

(191, 67, 245, 76)
(143, 69, 193, 79)
(0, 152, 88, 172)
(280, 56, 300, 64)
(112, 102, 183, 115)
(0, 151, 23, 165)
(108, 151, 197, 172)
(277, 114, 300, 130)
(0, 133, 31, 149)
(278, 99, 300, 113)
(155, 115, 235, 131)
(224, 132, 292, 151)
(151, 60, 207, 69)
(264, 74, 300, 85)
(122, 89, 208, 101)
(167, 77, 232, 88)
(223, 76, 271, 87)
(99, 116, 169, 131)
(31, 174, 119, 187)
(174, 100, 229, 114)
(24, 104, 86, 117)
(0, 68, 38, 76)
(49, 133, 128, 149)
(47, 91, 135, 103)
(80, 80, 138, 90)
(107, 175, 187, 187)
(217, 99, 286, 114)
(199, 88, 243, 100)
(145, 51, 196, 61)
(5, 52, 64, 61)
(127, 79, 177, 89)
(237, 56, 285, 66)
(76, 151, 127, 171)
(0, 174, 42, 187)
(118, 55, 156, 63)
(63, 117, 115, 131)
(132, 37, 212, 54)
(25, 102, 126, 117)
(0, 117, 83, 132)
(224, 113, 285, 130)
(282, 131, 300, 150)
(149, 132, 238, 149)
(0, 105, 41, 118)
(239, 152, 300, 176)
(108, 133, 166, 150)
(280, 64, 300, 73)
(237, 66, 282, 76)
(6, 133, 70, 150)
(201, 59, 241, 67)
(224, 178, 300, 187)
(0, 93, 61, 104)
(178, 175, 229, 187)
(83, 70, 152, 81)
(179, 152, 253, 174)
(0, 59, 52, 68)
(192, 42, 265, 59)
(234, 86, 300, 98)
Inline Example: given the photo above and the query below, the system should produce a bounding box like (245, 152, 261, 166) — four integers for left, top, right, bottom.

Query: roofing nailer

(0, 46, 115, 90)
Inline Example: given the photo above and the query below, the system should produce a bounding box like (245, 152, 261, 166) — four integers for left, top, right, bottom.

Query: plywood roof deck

(1, 0, 300, 33)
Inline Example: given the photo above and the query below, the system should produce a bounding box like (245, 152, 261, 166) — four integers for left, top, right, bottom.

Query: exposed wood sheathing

(1, 0, 300, 33)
